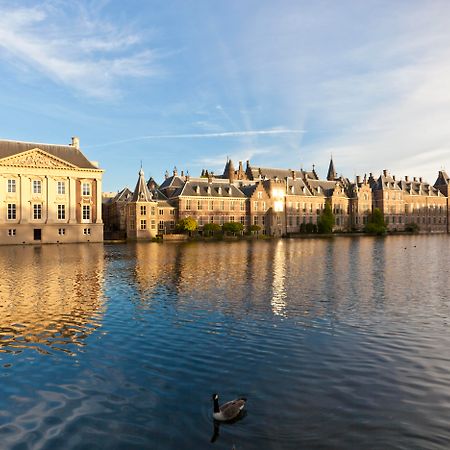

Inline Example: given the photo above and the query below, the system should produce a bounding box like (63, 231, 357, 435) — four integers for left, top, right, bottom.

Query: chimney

(413, 177, 417, 182)
(291, 170, 296, 180)
(208, 172, 213, 184)
(419, 177, 423, 183)
(393, 175, 396, 181)
(356, 175, 361, 184)
(383, 169, 388, 177)
(405, 175, 409, 182)
(181, 170, 184, 177)
(71, 136, 80, 149)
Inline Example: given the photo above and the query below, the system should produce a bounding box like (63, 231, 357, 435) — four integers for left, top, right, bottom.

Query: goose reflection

(210, 410, 247, 444)
(0, 245, 105, 356)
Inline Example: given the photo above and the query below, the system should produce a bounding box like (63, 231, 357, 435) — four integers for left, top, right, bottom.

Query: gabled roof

(159, 175, 186, 190)
(131, 169, 154, 202)
(246, 166, 304, 181)
(114, 187, 133, 202)
(306, 179, 344, 197)
(0, 139, 98, 169)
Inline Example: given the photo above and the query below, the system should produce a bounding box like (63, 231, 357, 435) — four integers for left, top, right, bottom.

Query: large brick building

(103, 158, 450, 239)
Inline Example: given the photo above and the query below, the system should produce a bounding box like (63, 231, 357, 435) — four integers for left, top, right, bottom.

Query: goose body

(212, 393, 247, 422)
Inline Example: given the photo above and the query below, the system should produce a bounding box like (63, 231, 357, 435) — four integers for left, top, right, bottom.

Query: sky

(0, 0, 450, 191)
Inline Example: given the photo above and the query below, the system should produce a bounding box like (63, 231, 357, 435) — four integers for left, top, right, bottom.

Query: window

(257, 191, 263, 199)
(240, 216, 245, 225)
(230, 215, 235, 222)
(261, 216, 265, 226)
(253, 216, 258, 225)
(82, 182, 91, 196)
(140, 205, 146, 215)
(151, 219, 156, 229)
(7, 204, 16, 220)
(159, 220, 164, 230)
(8, 229, 16, 236)
(220, 201, 225, 211)
(33, 204, 42, 220)
(151, 207, 156, 215)
(140, 219, 147, 230)
(186, 200, 191, 210)
(254, 201, 258, 211)
(7, 179, 16, 193)
(209, 200, 214, 210)
(58, 228, 65, 235)
(240, 202, 245, 211)
(57, 181, 66, 195)
(197, 200, 203, 210)
(57, 204, 66, 220)
(230, 200, 235, 210)
(83, 228, 91, 235)
(170, 220, 175, 229)
(82, 205, 90, 221)
(159, 209, 164, 215)
(33, 180, 42, 194)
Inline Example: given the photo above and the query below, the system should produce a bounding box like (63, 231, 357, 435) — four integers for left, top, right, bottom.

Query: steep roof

(326, 158, 337, 181)
(0, 139, 98, 169)
(178, 178, 246, 198)
(131, 169, 154, 202)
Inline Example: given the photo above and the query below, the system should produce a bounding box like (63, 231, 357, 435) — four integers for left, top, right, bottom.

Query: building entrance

(34, 229, 42, 241)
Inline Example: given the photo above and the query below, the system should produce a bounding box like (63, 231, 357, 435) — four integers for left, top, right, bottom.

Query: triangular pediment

(0, 148, 77, 169)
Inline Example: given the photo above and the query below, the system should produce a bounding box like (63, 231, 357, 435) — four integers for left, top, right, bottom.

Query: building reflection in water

(0, 244, 105, 355)
(271, 240, 287, 317)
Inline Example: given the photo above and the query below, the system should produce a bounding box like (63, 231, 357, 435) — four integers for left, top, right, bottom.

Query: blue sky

(1, 0, 450, 191)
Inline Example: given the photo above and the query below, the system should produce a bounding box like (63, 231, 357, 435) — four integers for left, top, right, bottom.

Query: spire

(327, 157, 337, 181)
(131, 167, 153, 202)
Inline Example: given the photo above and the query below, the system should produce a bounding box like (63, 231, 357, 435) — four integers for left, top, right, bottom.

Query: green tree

(176, 216, 198, 235)
(317, 203, 335, 233)
(249, 224, 261, 234)
(405, 222, 420, 233)
(222, 221, 244, 235)
(364, 208, 387, 235)
(203, 222, 221, 236)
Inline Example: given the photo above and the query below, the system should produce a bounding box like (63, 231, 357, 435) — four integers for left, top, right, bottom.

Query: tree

(176, 217, 198, 235)
(317, 203, 335, 233)
(203, 222, 221, 236)
(222, 221, 244, 235)
(249, 224, 261, 234)
(364, 208, 387, 235)
(405, 222, 420, 233)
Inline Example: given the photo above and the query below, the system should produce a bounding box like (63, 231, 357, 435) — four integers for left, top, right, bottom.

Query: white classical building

(0, 137, 103, 244)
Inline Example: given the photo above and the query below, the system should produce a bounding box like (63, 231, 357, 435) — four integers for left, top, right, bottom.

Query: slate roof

(306, 179, 343, 197)
(179, 178, 246, 198)
(246, 166, 304, 180)
(0, 139, 98, 169)
(286, 178, 313, 196)
(398, 179, 441, 196)
(373, 172, 402, 190)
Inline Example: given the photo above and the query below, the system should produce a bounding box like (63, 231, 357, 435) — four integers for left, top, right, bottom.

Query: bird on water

(212, 393, 247, 422)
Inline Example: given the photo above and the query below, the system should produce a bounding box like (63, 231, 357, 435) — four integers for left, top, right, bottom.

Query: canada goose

(212, 393, 247, 422)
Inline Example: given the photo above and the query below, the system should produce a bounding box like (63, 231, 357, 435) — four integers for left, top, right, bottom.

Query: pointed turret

(327, 157, 337, 181)
(131, 168, 153, 202)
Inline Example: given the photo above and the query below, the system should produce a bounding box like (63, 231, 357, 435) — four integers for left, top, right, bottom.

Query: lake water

(0, 236, 450, 449)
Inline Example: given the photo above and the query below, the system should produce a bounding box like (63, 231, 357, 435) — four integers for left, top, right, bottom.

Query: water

(0, 236, 450, 449)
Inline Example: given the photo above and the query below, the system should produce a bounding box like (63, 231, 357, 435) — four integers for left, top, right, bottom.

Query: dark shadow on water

(210, 410, 247, 444)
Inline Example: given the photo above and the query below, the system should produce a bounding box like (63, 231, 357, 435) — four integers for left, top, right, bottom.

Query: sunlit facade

(0, 137, 103, 244)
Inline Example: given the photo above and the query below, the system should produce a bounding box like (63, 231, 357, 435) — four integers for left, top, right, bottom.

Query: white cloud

(0, 3, 159, 99)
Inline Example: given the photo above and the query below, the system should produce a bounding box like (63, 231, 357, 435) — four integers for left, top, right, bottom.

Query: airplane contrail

(87, 129, 305, 148)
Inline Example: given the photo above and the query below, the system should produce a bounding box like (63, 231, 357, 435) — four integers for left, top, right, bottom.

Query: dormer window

(227, 187, 232, 195)
(207, 186, 211, 195)
(290, 186, 295, 194)
(218, 187, 222, 195)
(317, 186, 321, 193)
(195, 186, 200, 194)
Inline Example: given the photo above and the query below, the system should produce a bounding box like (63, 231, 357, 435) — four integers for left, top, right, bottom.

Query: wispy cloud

(0, 3, 159, 99)
(87, 129, 305, 148)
